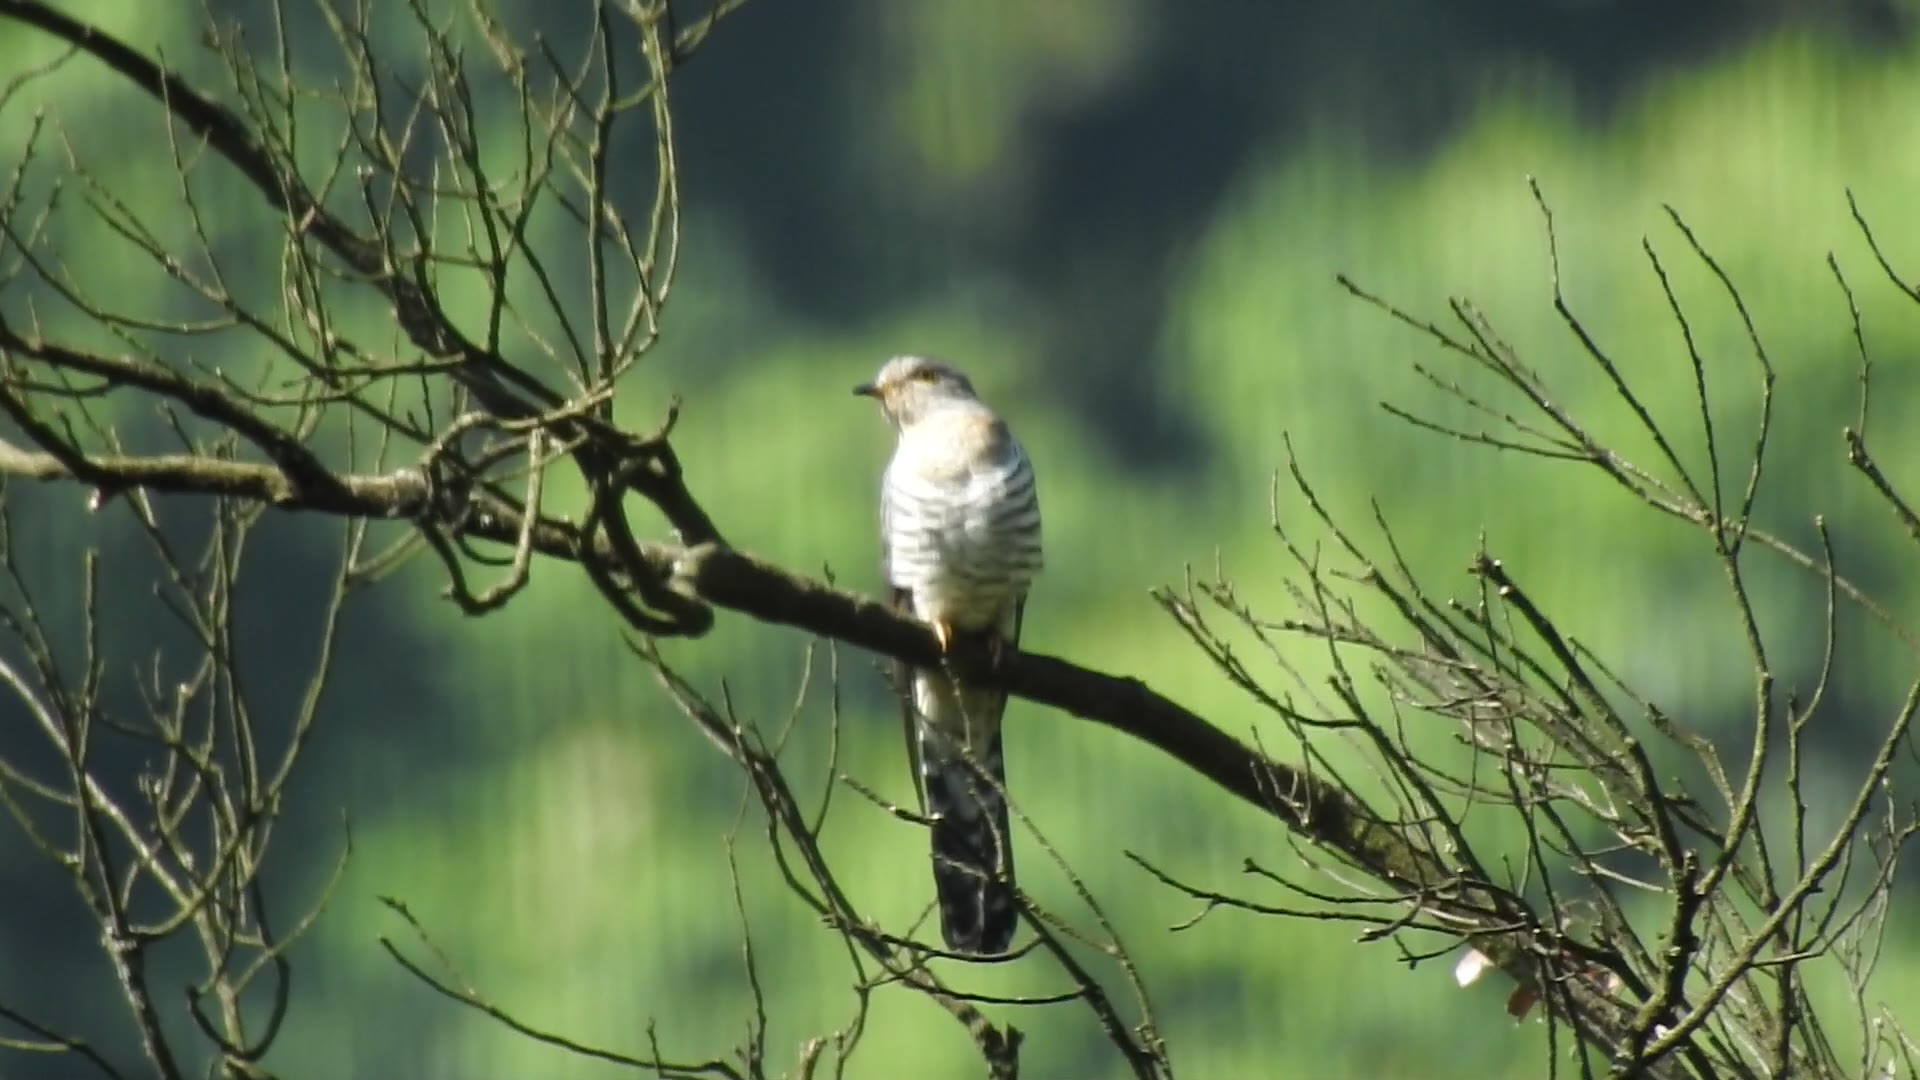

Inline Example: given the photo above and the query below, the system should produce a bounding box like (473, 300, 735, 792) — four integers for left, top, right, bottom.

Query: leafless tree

(0, 1, 1914, 1078)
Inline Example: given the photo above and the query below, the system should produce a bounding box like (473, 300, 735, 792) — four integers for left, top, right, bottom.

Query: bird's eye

(911, 368, 938, 383)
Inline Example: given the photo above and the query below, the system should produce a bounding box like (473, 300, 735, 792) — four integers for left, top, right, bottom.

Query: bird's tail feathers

(919, 723, 1017, 956)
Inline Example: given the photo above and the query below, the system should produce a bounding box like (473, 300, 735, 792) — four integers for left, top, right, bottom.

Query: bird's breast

(884, 452, 1041, 631)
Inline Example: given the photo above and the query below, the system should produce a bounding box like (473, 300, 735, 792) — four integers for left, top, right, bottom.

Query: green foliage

(297, 22, 1920, 1078)
(10, 3, 1920, 1077)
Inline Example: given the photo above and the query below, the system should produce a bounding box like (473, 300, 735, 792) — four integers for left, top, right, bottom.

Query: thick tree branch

(0, 438, 423, 516)
(674, 544, 1339, 827)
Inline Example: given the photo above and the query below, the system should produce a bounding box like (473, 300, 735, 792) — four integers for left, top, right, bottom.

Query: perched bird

(856, 355, 1042, 956)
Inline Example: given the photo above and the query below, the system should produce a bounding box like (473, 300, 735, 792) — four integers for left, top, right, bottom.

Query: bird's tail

(919, 721, 1017, 956)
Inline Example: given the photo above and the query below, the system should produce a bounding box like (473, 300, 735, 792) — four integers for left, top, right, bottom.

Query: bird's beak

(852, 382, 879, 398)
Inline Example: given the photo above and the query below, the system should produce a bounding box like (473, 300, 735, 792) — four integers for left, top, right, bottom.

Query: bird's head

(853, 355, 980, 429)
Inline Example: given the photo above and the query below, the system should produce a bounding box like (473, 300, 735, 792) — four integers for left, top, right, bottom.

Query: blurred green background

(4, 1, 1920, 1077)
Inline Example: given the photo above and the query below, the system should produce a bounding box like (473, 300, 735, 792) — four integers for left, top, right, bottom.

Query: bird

(856, 355, 1042, 956)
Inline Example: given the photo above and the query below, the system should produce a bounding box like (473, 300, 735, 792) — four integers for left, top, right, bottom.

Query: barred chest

(884, 464, 1041, 632)
(906, 573, 1028, 633)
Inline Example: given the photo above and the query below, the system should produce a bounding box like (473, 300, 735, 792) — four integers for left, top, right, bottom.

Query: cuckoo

(856, 355, 1042, 956)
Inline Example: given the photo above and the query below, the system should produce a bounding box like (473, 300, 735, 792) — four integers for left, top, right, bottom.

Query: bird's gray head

(853, 355, 980, 429)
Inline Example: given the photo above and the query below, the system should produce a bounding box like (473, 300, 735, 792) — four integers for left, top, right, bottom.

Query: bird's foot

(931, 618, 955, 653)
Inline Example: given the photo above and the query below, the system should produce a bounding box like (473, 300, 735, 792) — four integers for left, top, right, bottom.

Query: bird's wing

(891, 585, 925, 809)
(880, 471, 926, 807)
